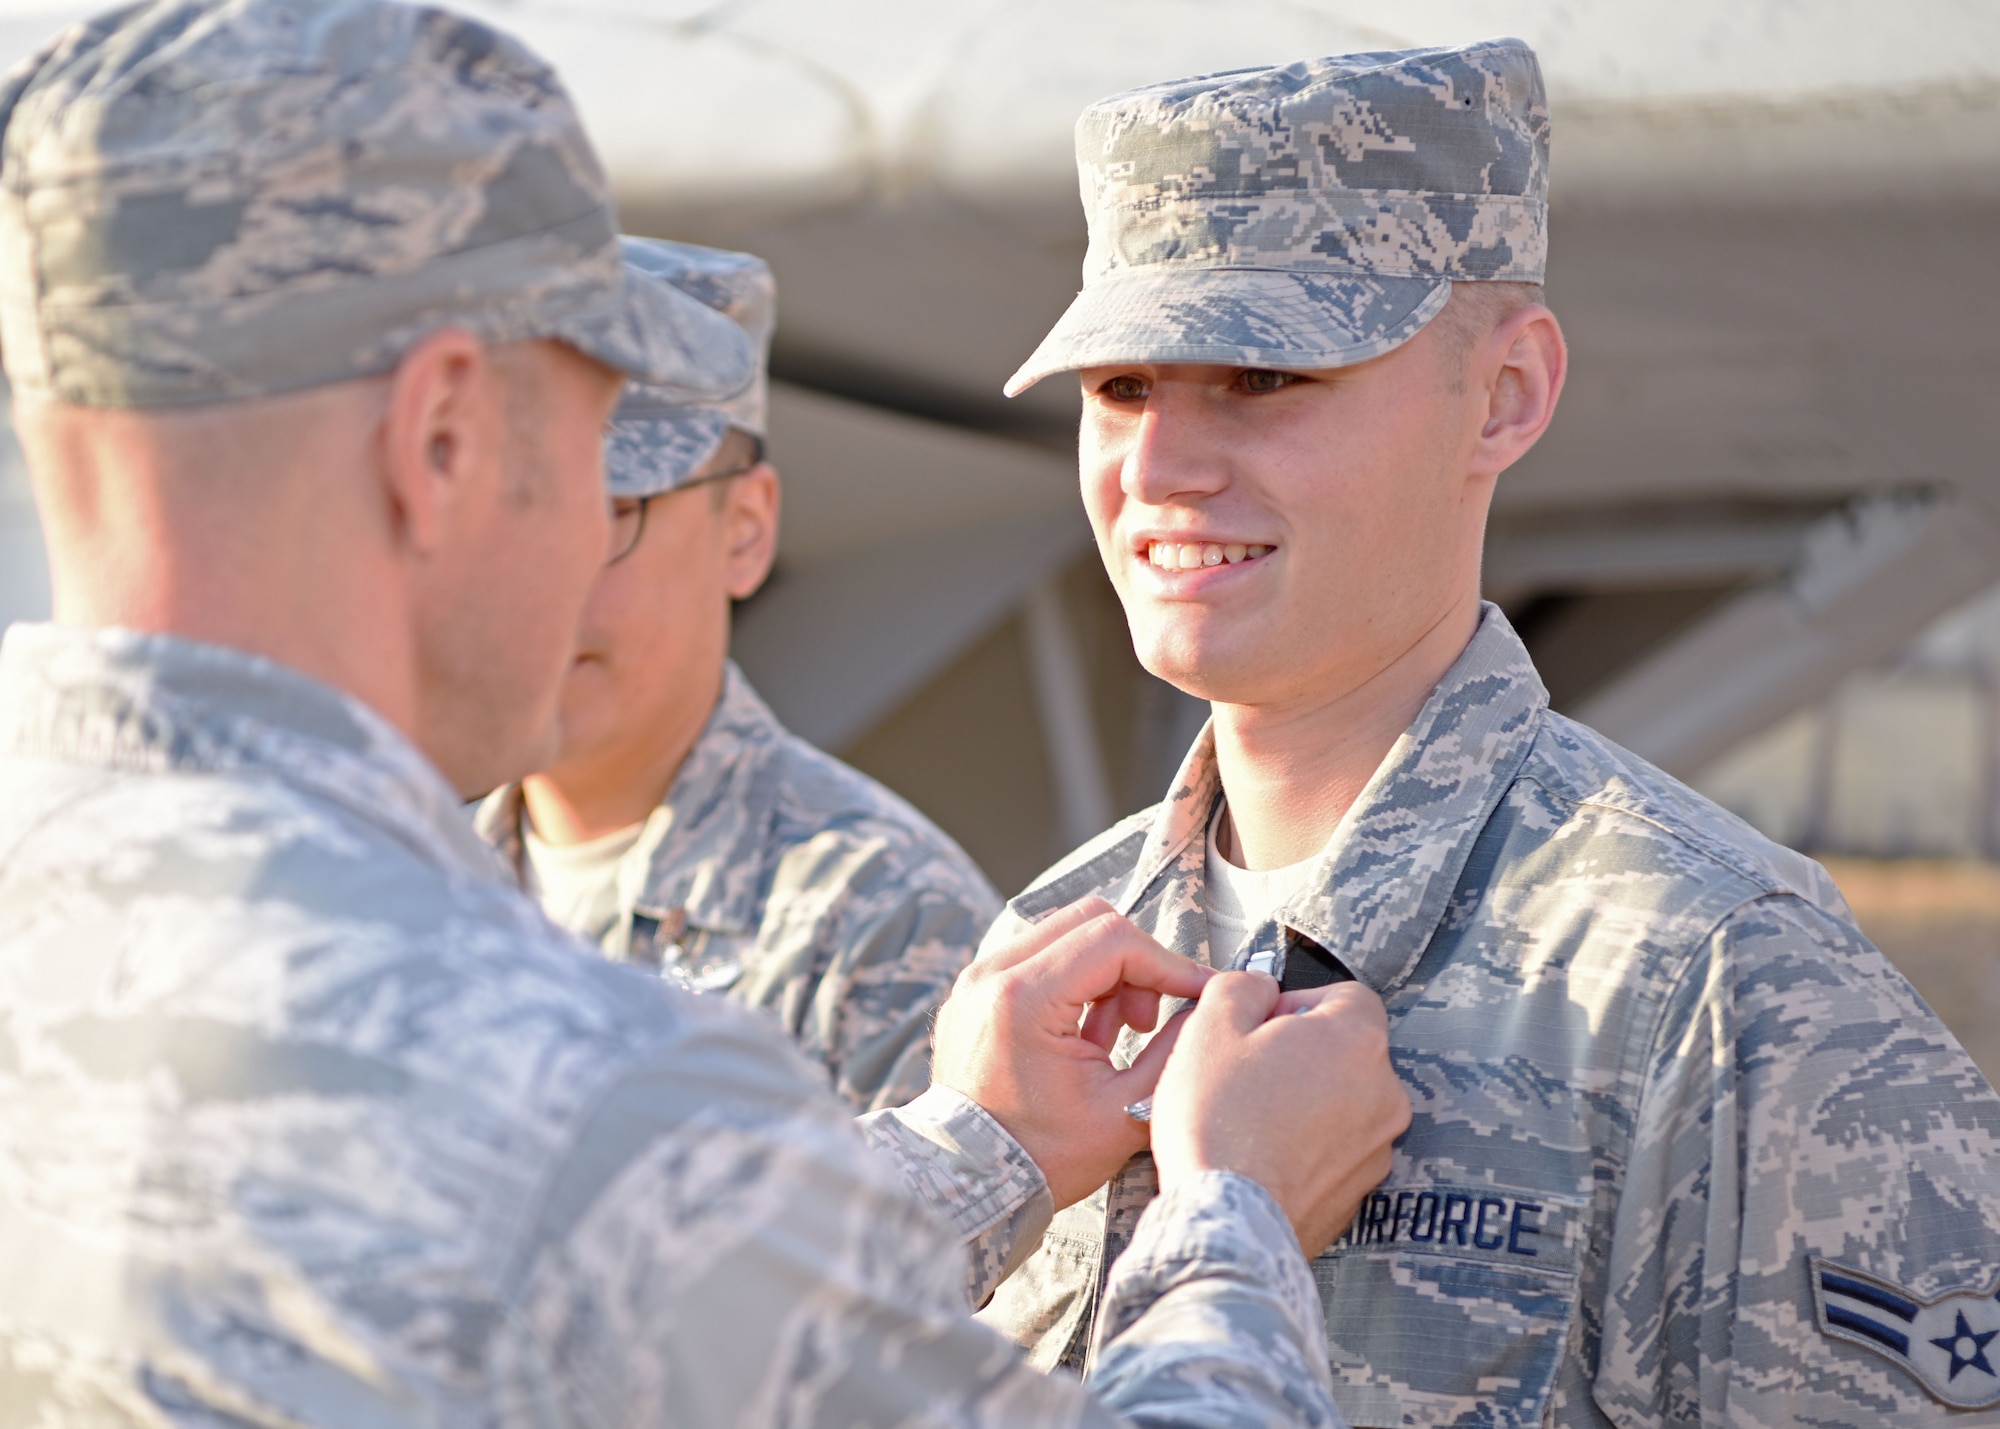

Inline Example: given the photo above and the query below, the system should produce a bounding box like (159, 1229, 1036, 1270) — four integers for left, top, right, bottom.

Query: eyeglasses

(605, 462, 759, 566)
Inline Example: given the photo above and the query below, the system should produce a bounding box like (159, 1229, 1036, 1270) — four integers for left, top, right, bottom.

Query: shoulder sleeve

(1092, 1171, 1344, 1427)
(1596, 895, 2000, 1426)
(754, 831, 998, 1113)
(488, 1010, 1347, 1429)
(859, 1084, 1055, 1308)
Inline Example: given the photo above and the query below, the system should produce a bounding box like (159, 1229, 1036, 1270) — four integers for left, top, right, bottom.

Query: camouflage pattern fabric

(0, 0, 754, 407)
(978, 604, 2000, 1428)
(1007, 39, 1547, 395)
(604, 404, 733, 498)
(606, 237, 775, 497)
(477, 662, 1000, 1112)
(0, 621, 1346, 1428)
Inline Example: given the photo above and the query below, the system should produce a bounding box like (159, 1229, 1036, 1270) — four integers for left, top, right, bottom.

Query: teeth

(1147, 541, 1273, 568)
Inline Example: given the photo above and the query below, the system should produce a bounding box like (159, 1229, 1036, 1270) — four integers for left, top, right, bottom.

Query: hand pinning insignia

(1812, 1258, 2000, 1409)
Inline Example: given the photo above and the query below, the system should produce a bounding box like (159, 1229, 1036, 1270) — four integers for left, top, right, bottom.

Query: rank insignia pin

(1811, 1257, 2000, 1409)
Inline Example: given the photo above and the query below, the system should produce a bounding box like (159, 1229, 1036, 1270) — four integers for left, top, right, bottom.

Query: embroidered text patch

(1331, 1182, 1580, 1274)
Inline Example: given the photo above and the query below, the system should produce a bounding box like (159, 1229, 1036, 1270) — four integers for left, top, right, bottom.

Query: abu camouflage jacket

(979, 604, 2000, 1427)
(0, 622, 1342, 1428)
(478, 662, 999, 1112)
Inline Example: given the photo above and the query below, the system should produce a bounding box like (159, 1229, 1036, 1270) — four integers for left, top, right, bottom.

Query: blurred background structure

(2, 0, 1999, 1074)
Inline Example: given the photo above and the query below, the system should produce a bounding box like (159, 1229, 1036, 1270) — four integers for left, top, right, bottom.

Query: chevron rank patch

(1812, 1257, 2000, 1409)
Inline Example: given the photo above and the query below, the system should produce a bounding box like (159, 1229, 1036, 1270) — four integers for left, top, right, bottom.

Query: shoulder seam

(1629, 887, 1831, 1127)
(1517, 727, 1798, 903)
(1516, 768, 1774, 900)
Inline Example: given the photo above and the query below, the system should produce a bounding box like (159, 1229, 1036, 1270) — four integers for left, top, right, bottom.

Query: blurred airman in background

(476, 238, 998, 1111)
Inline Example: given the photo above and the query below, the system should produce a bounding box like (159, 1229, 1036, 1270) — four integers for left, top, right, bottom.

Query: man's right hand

(930, 897, 1211, 1209)
(1148, 972, 1411, 1257)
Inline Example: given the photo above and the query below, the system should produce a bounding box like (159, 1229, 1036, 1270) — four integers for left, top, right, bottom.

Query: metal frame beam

(1575, 491, 2000, 777)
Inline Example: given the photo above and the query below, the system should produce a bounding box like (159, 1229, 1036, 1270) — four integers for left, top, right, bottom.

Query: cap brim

(603, 411, 731, 498)
(1005, 268, 1451, 396)
(552, 264, 756, 401)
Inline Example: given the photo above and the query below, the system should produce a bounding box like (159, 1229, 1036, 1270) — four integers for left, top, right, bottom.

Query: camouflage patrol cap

(605, 237, 775, 498)
(0, 0, 755, 408)
(1006, 38, 1549, 396)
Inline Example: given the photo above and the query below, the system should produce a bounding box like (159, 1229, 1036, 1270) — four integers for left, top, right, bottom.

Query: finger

(1104, 996, 1192, 1104)
(1079, 994, 1124, 1051)
(1282, 980, 1388, 1029)
(1273, 986, 1335, 1018)
(1117, 985, 1162, 1035)
(1274, 982, 1367, 1017)
(1106, 1005, 1195, 1101)
(1036, 915, 1214, 1010)
(1191, 969, 1282, 1037)
(1079, 981, 1167, 1053)
(980, 896, 1119, 973)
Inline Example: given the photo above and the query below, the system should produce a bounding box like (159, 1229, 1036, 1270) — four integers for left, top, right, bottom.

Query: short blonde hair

(1429, 281, 1546, 387)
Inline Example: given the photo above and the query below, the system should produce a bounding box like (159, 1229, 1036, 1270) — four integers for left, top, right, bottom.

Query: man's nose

(1122, 395, 1231, 506)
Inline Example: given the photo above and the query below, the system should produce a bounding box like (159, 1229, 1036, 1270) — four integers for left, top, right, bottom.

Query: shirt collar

(629, 661, 785, 934)
(1122, 603, 1548, 995)
(475, 661, 785, 937)
(0, 622, 505, 883)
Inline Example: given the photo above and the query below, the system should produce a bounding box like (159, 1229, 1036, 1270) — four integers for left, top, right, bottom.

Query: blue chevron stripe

(1825, 1305, 1913, 1357)
(1820, 1270, 1920, 1322)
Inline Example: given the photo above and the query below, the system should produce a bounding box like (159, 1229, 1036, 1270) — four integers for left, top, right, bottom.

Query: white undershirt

(522, 819, 645, 946)
(1204, 802, 1317, 963)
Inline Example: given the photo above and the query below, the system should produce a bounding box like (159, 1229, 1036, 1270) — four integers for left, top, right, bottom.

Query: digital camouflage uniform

(988, 39, 2000, 1427)
(981, 606, 2000, 1425)
(478, 238, 1000, 1113)
(0, 623, 1335, 1427)
(0, 3, 1346, 1424)
(477, 662, 1001, 1112)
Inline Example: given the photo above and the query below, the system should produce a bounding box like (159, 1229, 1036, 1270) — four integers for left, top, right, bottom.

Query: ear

(378, 326, 497, 557)
(722, 462, 781, 600)
(1469, 306, 1567, 482)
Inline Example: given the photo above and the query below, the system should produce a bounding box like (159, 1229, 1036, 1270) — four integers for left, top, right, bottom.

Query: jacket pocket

(1316, 1184, 1582, 1427)
(975, 1224, 1102, 1376)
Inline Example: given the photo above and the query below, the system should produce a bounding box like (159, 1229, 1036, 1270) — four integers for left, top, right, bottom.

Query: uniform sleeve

(489, 1014, 1348, 1429)
(1093, 1172, 1344, 1428)
(741, 832, 997, 1114)
(1596, 895, 2000, 1426)
(829, 879, 990, 1112)
(859, 1084, 1056, 1308)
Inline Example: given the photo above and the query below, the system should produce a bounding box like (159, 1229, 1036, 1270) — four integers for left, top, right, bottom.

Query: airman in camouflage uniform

(982, 40, 2000, 1427)
(0, 2, 1412, 1424)
(476, 239, 1000, 1112)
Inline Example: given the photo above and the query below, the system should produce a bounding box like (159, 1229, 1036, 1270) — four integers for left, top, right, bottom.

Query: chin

(450, 714, 559, 803)
(1134, 620, 1250, 701)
